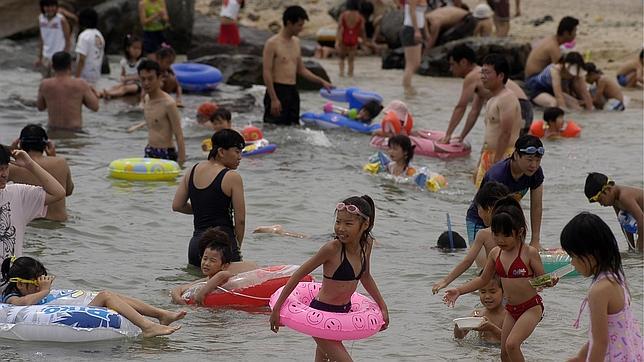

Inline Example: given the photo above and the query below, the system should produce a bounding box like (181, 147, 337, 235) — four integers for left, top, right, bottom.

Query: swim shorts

(616, 74, 629, 87)
(399, 25, 426, 47)
(518, 98, 534, 136)
(487, 0, 510, 21)
(263, 83, 300, 125)
(310, 298, 352, 313)
(144, 145, 178, 161)
(475, 146, 514, 188)
(466, 217, 486, 245)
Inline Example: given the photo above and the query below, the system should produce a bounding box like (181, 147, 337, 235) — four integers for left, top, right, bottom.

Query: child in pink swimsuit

(561, 212, 643, 361)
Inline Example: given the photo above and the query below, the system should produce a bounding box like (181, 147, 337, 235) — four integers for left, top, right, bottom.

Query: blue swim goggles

(519, 146, 545, 155)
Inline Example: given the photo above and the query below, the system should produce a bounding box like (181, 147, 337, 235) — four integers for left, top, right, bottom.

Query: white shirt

(39, 13, 66, 60)
(403, 2, 427, 28)
(0, 184, 47, 262)
(220, 0, 241, 20)
(120, 57, 142, 77)
(75, 28, 105, 84)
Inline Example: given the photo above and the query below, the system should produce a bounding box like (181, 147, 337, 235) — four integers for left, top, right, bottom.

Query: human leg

(402, 45, 421, 90)
(504, 304, 543, 362)
(347, 48, 356, 77)
(313, 338, 353, 362)
(500, 312, 515, 362)
(338, 46, 346, 77)
(532, 93, 557, 108)
(108, 292, 186, 325)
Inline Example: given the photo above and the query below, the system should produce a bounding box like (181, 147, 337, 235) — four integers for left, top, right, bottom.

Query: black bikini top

(324, 242, 366, 281)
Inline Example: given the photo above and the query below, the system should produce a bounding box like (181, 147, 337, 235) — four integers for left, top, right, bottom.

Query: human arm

(10, 150, 65, 205)
(127, 121, 147, 133)
(82, 82, 100, 112)
(261, 39, 281, 117)
(167, 102, 185, 166)
(63, 159, 74, 196)
(335, 13, 344, 49)
(297, 56, 332, 90)
(443, 251, 497, 306)
(4, 275, 55, 306)
(586, 286, 610, 361)
(75, 54, 86, 78)
(227, 171, 246, 247)
(170, 278, 206, 305)
(360, 244, 389, 330)
(172, 171, 193, 214)
(433, 234, 485, 294)
(440, 76, 478, 143)
(592, 78, 607, 105)
(36, 83, 47, 111)
(426, 18, 441, 50)
(550, 66, 568, 109)
(492, 99, 515, 163)
(175, 84, 183, 107)
(35, 27, 44, 67)
(529, 184, 543, 250)
(193, 271, 235, 305)
(619, 196, 644, 251)
(61, 17, 71, 52)
(472, 315, 502, 340)
(459, 93, 484, 141)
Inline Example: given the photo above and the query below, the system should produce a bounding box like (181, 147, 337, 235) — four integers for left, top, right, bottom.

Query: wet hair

(436, 231, 467, 249)
(208, 129, 246, 160)
(78, 8, 98, 30)
(52, 51, 72, 71)
(0, 145, 10, 165)
(137, 59, 161, 76)
(19, 124, 48, 153)
(197, 227, 233, 264)
(40, 0, 58, 13)
(346, 0, 360, 11)
(479, 269, 503, 290)
(448, 44, 476, 64)
(543, 107, 564, 124)
(474, 181, 510, 210)
(490, 196, 526, 241)
(123, 34, 143, 61)
(210, 108, 232, 123)
(514, 135, 544, 158)
(387, 135, 415, 168)
(156, 45, 176, 60)
(560, 212, 623, 283)
(481, 54, 510, 84)
(559, 51, 585, 69)
(584, 172, 613, 202)
(338, 195, 375, 248)
(557, 16, 579, 36)
(584, 62, 602, 75)
(1, 256, 48, 299)
(360, 100, 383, 121)
(282, 5, 309, 26)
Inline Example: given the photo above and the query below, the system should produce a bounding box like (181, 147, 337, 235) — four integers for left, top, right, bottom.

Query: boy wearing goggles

(584, 172, 643, 251)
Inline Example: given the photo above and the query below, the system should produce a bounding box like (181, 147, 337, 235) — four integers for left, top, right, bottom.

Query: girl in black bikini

(270, 195, 389, 362)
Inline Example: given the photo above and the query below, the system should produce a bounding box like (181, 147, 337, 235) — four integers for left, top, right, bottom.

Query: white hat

(473, 4, 493, 19)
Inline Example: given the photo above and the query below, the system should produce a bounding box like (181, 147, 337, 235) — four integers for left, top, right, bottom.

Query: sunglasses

(519, 146, 545, 155)
(336, 203, 368, 219)
(9, 277, 39, 286)
(589, 180, 614, 202)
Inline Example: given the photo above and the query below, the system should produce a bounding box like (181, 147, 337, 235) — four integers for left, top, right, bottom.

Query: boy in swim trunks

(615, 49, 643, 88)
(584, 172, 643, 251)
(453, 272, 505, 343)
(262, 6, 332, 125)
(584, 63, 625, 111)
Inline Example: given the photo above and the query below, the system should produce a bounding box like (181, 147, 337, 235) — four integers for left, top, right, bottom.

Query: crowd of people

(0, 0, 642, 361)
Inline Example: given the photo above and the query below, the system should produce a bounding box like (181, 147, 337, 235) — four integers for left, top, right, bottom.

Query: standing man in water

(475, 54, 522, 188)
(137, 59, 185, 165)
(37, 51, 99, 132)
(262, 5, 332, 125)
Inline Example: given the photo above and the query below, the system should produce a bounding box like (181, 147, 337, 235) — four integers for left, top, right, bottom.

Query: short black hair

(436, 231, 467, 249)
(514, 135, 544, 158)
(52, 51, 72, 71)
(156, 46, 176, 60)
(137, 59, 161, 76)
(584, 172, 612, 202)
(208, 129, 246, 160)
(560, 51, 585, 67)
(557, 16, 579, 36)
(543, 107, 564, 123)
(360, 100, 383, 121)
(79, 8, 98, 29)
(481, 54, 510, 83)
(40, 0, 58, 13)
(19, 124, 48, 153)
(282, 5, 309, 26)
(584, 62, 601, 75)
(0, 145, 10, 165)
(198, 227, 233, 264)
(474, 181, 510, 210)
(211, 108, 232, 123)
(448, 44, 476, 64)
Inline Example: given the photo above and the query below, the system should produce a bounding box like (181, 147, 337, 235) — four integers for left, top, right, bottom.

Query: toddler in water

(541, 107, 566, 138)
(1, 256, 185, 337)
(584, 172, 643, 251)
(443, 196, 557, 361)
(170, 227, 257, 305)
(560, 213, 643, 361)
(101, 34, 144, 99)
(156, 46, 182, 106)
(270, 196, 389, 361)
(584, 63, 626, 111)
(336, 0, 365, 77)
(453, 271, 505, 344)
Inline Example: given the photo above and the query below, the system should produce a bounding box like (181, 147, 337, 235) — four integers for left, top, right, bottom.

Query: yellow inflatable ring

(108, 158, 180, 181)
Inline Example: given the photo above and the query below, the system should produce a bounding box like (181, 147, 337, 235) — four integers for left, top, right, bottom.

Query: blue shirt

(466, 158, 544, 224)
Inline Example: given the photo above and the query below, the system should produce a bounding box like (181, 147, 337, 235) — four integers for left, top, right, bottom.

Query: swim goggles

(9, 277, 39, 286)
(336, 203, 368, 219)
(589, 180, 614, 202)
(518, 146, 545, 155)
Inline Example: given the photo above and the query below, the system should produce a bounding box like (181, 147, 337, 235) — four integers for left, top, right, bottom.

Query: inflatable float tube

(320, 87, 383, 110)
(529, 120, 581, 138)
(370, 130, 471, 159)
(540, 249, 578, 276)
(270, 282, 384, 341)
(182, 265, 313, 308)
(171, 63, 223, 92)
(363, 151, 447, 192)
(300, 112, 381, 133)
(0, 289, 140, 342)
(108, 158, 180, 181)
(201, 139, 277, 157)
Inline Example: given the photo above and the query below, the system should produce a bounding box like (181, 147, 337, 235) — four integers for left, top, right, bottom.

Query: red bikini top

(495, 242, 533, 278)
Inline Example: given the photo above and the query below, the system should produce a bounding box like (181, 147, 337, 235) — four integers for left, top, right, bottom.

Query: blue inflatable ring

(172, 63, 223, 92)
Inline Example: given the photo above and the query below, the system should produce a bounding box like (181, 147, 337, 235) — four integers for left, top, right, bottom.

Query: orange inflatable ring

(529, 120, 581, 138)
(380, 112, 414, 135)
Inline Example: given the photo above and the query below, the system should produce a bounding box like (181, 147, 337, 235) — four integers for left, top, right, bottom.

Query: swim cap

(197, 102, 218, 118)
(241, 125, 263, 142)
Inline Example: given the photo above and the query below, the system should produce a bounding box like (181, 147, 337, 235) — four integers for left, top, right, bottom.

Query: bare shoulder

(526, 244, 540, 258)
(321, 239, 341, 254)
(589, 277, 621, 298)
(265, 34, 279, 47)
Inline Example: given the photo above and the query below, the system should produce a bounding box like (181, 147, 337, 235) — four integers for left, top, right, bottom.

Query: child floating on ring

(529, 107, 581, 139)
(1, 256, 186, 337)
(453, 271, 505, 344)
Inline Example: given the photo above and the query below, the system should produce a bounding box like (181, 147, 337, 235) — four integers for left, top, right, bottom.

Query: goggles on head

(9, 277, 39, 286)
(589, 180, 614, 202)
(336, 203, 368, 220)
(518, 146, 545, 156)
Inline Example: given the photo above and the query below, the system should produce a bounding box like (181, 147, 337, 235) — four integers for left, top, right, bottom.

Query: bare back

(525, 36, 561, 78)
(484, 88, 522, 151)
(144, 92, 179, 148)
(37, 76, 97, 131)
(426, 6, 468, 29)
(264, 34, 301, 85)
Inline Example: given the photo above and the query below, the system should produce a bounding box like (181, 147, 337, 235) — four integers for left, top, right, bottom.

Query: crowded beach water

(0, 0, 643, 361)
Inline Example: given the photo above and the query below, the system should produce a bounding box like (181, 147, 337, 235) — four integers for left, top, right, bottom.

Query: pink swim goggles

(336, 203, 368, 219)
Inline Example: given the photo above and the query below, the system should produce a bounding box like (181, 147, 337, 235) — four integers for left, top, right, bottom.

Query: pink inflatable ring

(269, 282, 384, 341)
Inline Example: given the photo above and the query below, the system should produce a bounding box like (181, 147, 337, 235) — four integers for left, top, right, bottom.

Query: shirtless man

(439, 45, 532, 145)
(137, 59, 185, 165)
(475, 54, 522, 187)
(262, 6, 332, 125)
(9, 124, 73, 222)
(36, 51, 99, 131)
(616, 49, 643, 88)
(524, 16, 578, 79)
(425, 5, 470, 50)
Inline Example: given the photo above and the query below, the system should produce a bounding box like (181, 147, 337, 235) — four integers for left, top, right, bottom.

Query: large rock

(97, 0, 194, 54)
(378, 9, 403, 49)
(381, 47, 404, 70)
(193, 54, 330, 90)
(418, 37, 531, 79)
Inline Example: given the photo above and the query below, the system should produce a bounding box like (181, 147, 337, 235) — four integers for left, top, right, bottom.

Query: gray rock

(378, 9, 403, 49)
(381, 47, 405, 70)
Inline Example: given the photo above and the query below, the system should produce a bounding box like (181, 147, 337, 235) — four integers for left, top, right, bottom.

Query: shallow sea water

(0, 53, 642, 361)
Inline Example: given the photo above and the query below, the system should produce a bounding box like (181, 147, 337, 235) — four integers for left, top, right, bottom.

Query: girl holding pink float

(269, 195, 389, 362)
